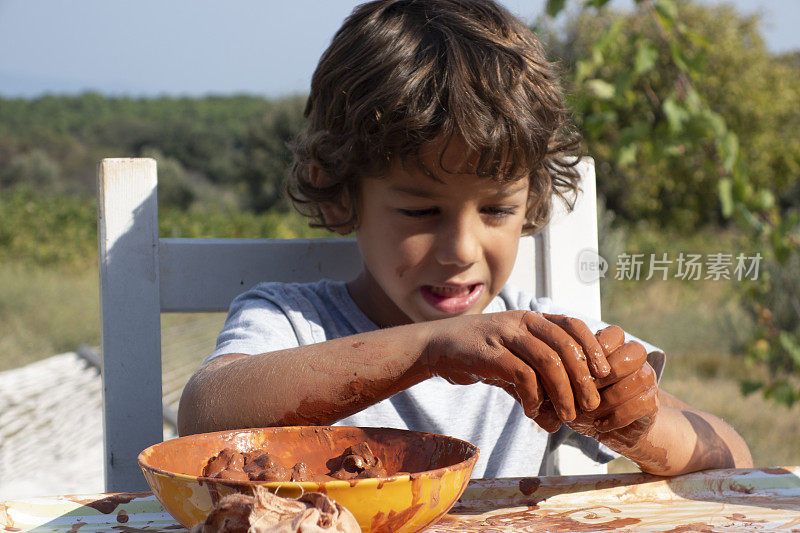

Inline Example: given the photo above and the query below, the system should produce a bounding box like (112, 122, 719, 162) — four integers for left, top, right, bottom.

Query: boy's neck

(346, 271, 413, 329)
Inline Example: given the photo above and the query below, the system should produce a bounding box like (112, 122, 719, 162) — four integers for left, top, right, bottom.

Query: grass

(0, 262, 100, 371)
(0, 188, 328, 370)
(601, 225, 757, 381)
(600, 224, 800, 468)
(603, 277, 755, 380)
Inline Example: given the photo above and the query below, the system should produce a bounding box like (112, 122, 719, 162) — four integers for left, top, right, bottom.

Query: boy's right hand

(422, 311, 610, 422)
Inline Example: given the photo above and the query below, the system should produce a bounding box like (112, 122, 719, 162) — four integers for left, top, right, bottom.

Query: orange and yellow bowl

(138, 426, 479, 532)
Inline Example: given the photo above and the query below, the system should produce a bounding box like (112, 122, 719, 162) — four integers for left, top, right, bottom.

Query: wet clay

(595, 325, 624, 355)
(544, 314, 610, 378)
(562, 329, 668, 473)
(518, 477, 541, 496)
(142, 426, 476, 483)
(203, 441, 388, 482)
(726, 513, 767, 524)
(77, 493, 151, 514)
(66, 522, 87, 533)
(472, 506, 641, 532)
(328, 442, 388, 479)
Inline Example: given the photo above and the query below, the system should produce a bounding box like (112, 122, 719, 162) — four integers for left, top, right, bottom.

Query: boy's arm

(615, 390, 753, 476)
(178, 311, 609, 436)
(178, 322, 431, 436)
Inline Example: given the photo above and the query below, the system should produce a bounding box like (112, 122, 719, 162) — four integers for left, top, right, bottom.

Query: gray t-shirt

(207, 280, 664, 478)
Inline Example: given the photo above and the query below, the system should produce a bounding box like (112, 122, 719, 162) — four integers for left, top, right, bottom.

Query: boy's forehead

(416, 135, 480, 175)
(386, 152, 530, 198)
(394, 134, 528, 184)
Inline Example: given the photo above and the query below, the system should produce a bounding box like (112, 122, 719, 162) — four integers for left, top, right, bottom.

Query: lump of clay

(206, 449, 314, 483)
(190, 487, 359, 533)
(329, 442, 387, 480)
(202, 442, 390, 484)
(204, 448, 249, 481)
(244, 452, 290, 482)
(290, 461, 310, 482)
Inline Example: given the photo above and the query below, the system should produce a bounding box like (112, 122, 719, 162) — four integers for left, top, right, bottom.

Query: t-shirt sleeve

(204, 286, 303, 365)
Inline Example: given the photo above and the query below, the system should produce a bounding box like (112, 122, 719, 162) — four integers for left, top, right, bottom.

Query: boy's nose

(434, 216, 481, 267)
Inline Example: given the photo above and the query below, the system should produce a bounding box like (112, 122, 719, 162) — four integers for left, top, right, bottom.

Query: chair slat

(159, 238, 362, 312)
(98, 159, 163, 492)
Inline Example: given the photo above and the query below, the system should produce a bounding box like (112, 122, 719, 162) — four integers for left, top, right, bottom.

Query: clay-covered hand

(565, 325, 659, 447)
(423, 310, 611, 423)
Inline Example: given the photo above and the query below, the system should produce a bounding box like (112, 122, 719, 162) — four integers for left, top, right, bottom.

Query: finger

(594, 388, 658, 432)
(544, 314, 611, 378)
(481, 351, 543, 418)
(534, 400, 563, 433)
(596, 341, 648, 389)
(522, 313, 600, 412)
(595, 325, 625, 355)
(504, 326, 577, 421)
(599, 363, 656, 408)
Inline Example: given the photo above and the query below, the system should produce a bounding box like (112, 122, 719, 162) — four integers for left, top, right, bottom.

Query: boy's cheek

(391, 238, 435, 276)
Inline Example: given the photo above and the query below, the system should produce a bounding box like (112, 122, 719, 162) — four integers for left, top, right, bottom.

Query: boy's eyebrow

(388, 185, 442, 198)
(389, 183, 528, 199)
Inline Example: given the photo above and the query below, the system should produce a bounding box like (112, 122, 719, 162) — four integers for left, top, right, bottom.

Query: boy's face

(348, 138, 530, 327)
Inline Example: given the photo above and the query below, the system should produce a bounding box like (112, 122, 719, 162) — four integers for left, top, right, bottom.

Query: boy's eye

(482, 206, 517, 217)
(398, 208, 438, 217)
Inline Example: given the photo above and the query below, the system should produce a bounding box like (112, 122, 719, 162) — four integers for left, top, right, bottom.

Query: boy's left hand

(534, 325, 659, 448)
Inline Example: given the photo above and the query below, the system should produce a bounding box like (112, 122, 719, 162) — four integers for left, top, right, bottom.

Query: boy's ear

(311, 164, 355, 234)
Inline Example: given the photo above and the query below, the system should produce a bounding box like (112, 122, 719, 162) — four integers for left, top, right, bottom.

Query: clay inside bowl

(139, 426, 479, 532)
(142, 426, 474, 480)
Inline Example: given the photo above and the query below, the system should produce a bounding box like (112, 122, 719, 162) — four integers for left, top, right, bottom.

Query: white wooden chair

(97, 157, 601, 492)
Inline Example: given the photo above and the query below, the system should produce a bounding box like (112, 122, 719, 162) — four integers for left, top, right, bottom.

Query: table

(2, 467, 799, 532)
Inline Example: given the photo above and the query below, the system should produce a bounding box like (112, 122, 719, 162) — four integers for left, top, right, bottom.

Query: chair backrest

(97, 157, 600, 491)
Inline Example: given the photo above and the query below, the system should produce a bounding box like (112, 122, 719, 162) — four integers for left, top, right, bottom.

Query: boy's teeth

(430, 285, 471, 296)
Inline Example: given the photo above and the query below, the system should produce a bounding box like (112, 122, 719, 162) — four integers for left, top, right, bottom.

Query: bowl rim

(138, 425, 480, 489)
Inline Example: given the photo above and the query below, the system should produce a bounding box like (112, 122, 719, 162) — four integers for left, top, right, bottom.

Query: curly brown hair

(288, 0, 582, 234)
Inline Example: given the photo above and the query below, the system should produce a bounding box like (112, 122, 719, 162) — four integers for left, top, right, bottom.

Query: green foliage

(0, 189, 97, 269)
(738, 214, 800, 406)
(0, 188, 329, 271)
(1, 149, 60, 189)
(545, 0, 800, 406)
(0, 261, 101, 371)
(542, 0, 800, 230)
(240, 96, 307, 211)
(0, 93, 282, 207)
(159, 205, 329, 241)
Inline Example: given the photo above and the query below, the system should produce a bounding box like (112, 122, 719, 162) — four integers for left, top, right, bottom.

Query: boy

(178, 0, 752, 478)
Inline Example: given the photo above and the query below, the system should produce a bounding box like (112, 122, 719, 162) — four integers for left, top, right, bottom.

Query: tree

(240, 96, 307, 212)
(1, 149, 60, 190)
(543, 0, 800, 406)
(541, 0, 799, 229)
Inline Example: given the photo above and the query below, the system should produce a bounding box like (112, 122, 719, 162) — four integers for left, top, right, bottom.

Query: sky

(0, 0, 797, 99)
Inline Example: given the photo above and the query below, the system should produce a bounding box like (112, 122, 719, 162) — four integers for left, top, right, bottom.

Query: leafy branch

(545, 0, 800, 405)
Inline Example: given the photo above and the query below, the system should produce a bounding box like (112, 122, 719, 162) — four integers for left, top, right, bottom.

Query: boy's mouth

(420, 283, 484, 314)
